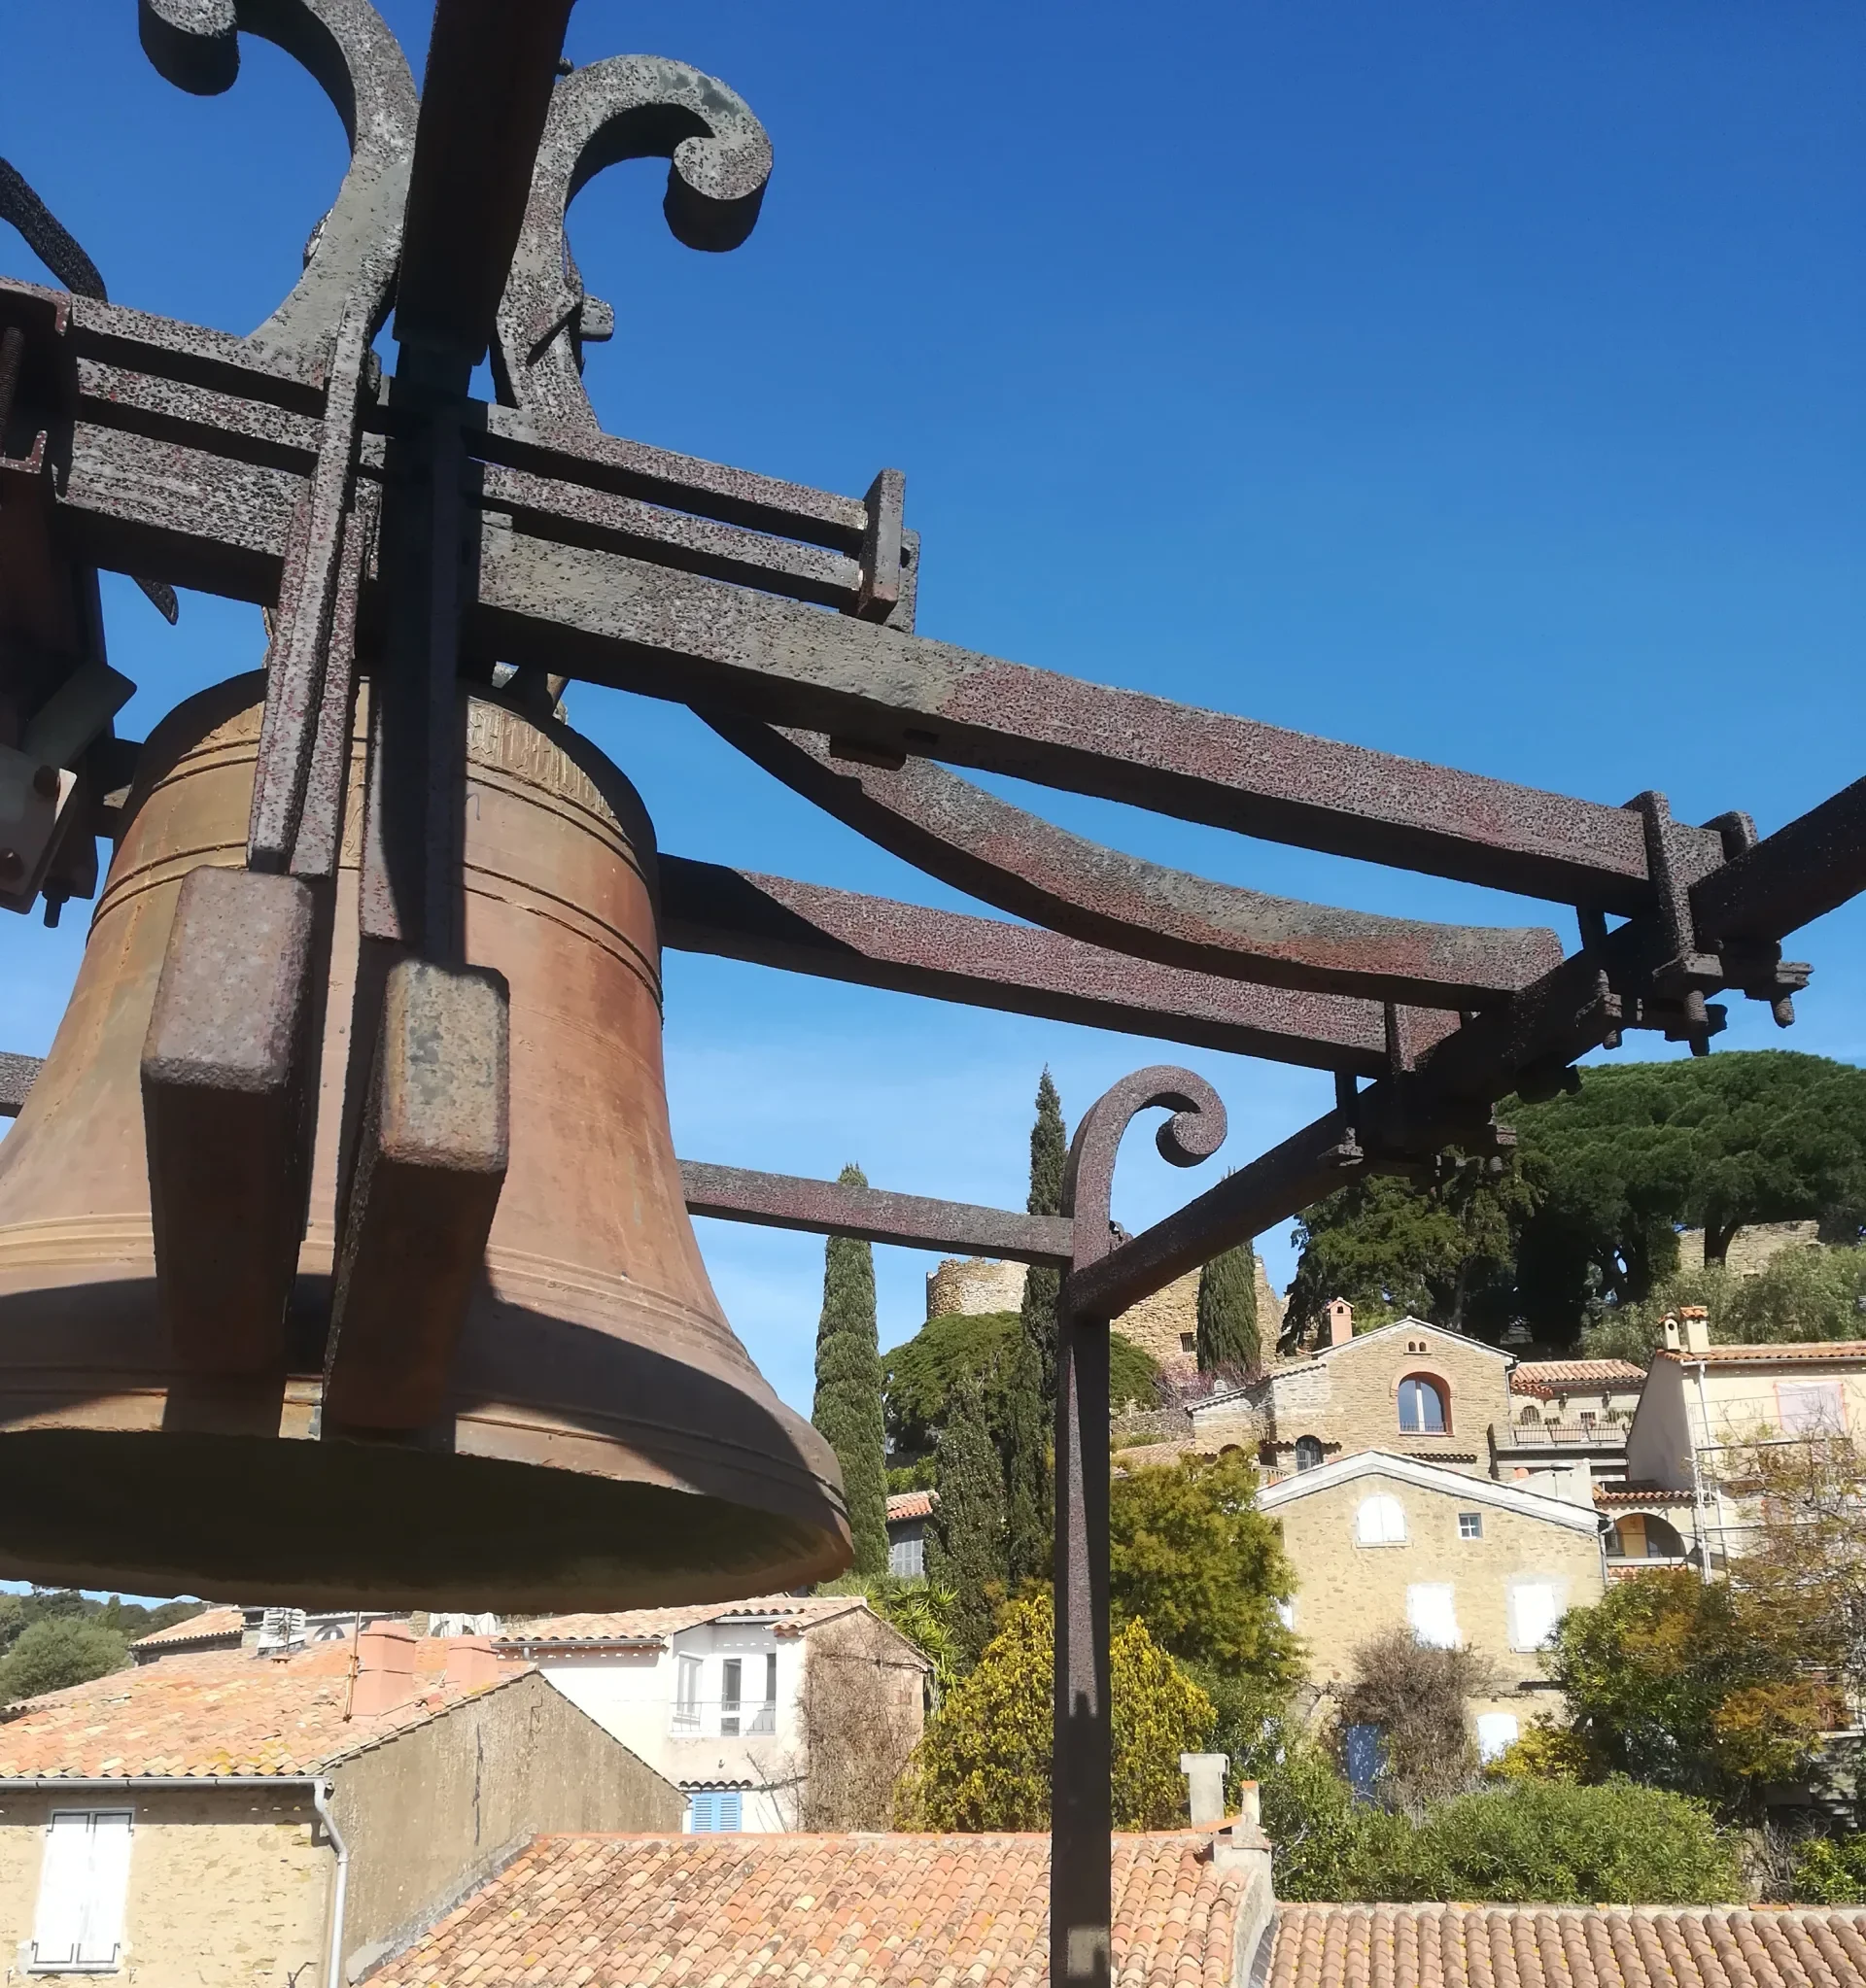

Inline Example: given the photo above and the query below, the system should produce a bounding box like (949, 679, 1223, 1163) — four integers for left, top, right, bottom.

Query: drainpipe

(313, 1778, 350, 1988)
(1688, 1359, 1720, 1584)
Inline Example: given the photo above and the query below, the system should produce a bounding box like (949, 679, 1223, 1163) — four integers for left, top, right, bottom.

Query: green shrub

(1256, 1740, 1407, 1902)
(1378, 1780, 1742, 1904)
(0, 1618, 130, 1702)
(1793, 1835, 1866, 1904)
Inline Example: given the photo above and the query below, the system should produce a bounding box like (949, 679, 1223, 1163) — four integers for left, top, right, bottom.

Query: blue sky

(2, 0, 1862, 1422)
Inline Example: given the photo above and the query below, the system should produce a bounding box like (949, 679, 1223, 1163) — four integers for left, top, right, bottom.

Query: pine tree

(925, 1364, 1007, 1666)
(812, 1163, 889, 1578)
(1003, 1069, 1067, 1586)
(1195, 1234, 1261, 1379)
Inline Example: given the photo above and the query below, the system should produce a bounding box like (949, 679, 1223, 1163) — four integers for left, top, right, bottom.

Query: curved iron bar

(1050, 1064, 1226, 1988)
(493, 54, 773, 431)
(709, 718, 1564, 1010)
(138, 0, 418, 357)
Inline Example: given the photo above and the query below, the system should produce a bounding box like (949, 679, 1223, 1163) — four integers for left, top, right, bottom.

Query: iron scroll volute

(494, 55, 775, 430)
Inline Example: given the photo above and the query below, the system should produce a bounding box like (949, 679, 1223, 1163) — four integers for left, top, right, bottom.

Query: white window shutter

(1509, 1582, 1561, 1651)
(79, 1813, 132, 1966)
(1475, 1713, 1519, 1763)
(33, 1810, 132, 1971)
(31, 1813, 92, 1968)
(1406, 1584, 1459, 1648)
(1356, 1494, 1405, 1545)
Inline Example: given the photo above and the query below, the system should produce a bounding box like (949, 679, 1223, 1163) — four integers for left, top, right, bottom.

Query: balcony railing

(669, 1696, 778, 1738)
(1496, 1421, 1627, 1448)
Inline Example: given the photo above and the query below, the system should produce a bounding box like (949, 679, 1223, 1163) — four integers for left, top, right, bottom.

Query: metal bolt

(31, 764, 58, 799)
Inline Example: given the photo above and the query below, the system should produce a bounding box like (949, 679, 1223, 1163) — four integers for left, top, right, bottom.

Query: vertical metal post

(1052, 1289, 1112, 1988)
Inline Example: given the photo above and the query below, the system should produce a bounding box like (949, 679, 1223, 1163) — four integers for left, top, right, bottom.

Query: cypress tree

(1003, 1069, 1067, 1586)
(812, 1163, 889, 1577)
(1195, 1235, 1261, 1380)
(926, 1363, 1007, 1666)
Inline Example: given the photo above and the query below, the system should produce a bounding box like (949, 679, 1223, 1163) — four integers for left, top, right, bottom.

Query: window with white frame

(673, 1653, 701, 1731)
(1397, 1376, 1448, 1434)
(685, 1789, 743, 1834)
(1356, 1493, 1406, 1545)
(1475, 1713, 1520, 1764)
(888, 1533, 925, 1578)
(1508, 1581, 1562, 1652)
(1458, 1511, 1483, 1540)
(720, 1658, 743, 1735)
(31, 1809, 133, 1972)
(749, 1652, 778, 1734)
(1405, 1584, 1459, 1649)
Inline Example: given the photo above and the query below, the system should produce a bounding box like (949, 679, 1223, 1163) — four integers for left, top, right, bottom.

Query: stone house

(1624, 1317, 1866, 1571)
(496, 1594, 931, 1834)
(884, 1488, 935, 1577)
(1491, 1356, 1644, 1490)
(0, 1623, 679, 1988)
(1259, 1450, 1607, 1760)
(1189, 1310, 1522, 1484)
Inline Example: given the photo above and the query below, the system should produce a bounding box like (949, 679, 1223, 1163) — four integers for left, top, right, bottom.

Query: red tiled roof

(1654, 1341, 1866, 1369)
(367, 1831, 1245, 1988)
(886, 1489, 937, 1521)
(131, 1605, 243, 1650)
(1511, 1359, 1646, 1394)
(1267, 1902, 1866, 1988)
(1594, 1484, 1696, 1508)
(0, 1637, 530, 1778)
(499, 1594, 868, 1649)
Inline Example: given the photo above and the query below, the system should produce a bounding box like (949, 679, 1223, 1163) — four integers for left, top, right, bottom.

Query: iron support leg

(1052, 1294, 1112, 1988)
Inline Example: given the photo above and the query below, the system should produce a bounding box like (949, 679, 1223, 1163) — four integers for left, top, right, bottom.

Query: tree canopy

(1004, 1069, 1068, 1587)
(0, 1618, 131, 1702)
(923, 1364, 1007, 1667)
(812, 1164, 889, 1577)
(1108, 1452, 1298, 1686)
(1285, 1051, 1866, 1346)
(894, 1592, 1214, 1831)
(882, 1310, 1158, 1458)
(1195, 1235, 1260, 1377)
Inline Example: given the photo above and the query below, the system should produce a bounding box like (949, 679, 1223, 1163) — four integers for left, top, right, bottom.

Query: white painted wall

(531, 1624, 812, 1834)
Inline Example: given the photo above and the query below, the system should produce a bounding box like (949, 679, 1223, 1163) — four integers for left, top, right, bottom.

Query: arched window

(1398, 1376, 1448, 1434)
(1356, 1493, 1406, 1545)
(1517, 1403, 1541, 1425)
(1295, 1435, 1325, 1473)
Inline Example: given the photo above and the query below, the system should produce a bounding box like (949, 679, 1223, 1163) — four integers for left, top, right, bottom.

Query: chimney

(1679, 1305, 1710, 1354)
(1661, 1315, 1681, 1353)
(1211, 1779, 1276, 1974)
(350, 1619, 418, 1718)
(1180, 1751, 1228, 1827)
(444, 1635, 500, 1692)
(1326, 1297, 1354, 1348)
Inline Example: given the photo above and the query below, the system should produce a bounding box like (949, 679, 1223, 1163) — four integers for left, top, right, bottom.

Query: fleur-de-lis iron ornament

(3, 5, 1864, 1979)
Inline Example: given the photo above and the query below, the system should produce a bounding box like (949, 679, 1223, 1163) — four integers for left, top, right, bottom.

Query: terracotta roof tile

(1653, 1342, 1866, 1370)
(0, 1637, 531, 1778)
(368, 1831, 1245, 1988)
(1511, 1360, 1647, 1394)
(1267, 1904, 1866, 1988)
(1594, 1485, 1696, 1508)
(499, 1594, 866, 1649)
(885, 1490, 937, 1521)
(130, 1606, 244, 1650)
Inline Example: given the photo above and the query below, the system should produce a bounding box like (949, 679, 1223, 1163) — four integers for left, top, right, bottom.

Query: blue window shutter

(719, 1792, 742, 1832)
(688, 1792, 715, 1833)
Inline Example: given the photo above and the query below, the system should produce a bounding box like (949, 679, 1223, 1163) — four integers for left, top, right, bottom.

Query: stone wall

(925, 1257, 1026, 1320)
(1271, 1467, 1604, 1716)
(0, 1786, 328, 1988)
(1676, 1220, 1822, 1278)
(331, 1669, 681, 1979)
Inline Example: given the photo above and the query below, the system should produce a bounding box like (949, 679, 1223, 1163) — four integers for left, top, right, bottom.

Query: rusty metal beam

(658, 856, 1453, 1074)
(472, 528, 1726, 912)
(677, 1159, 1074, 1265)
(708, 720, 1564, 1009)
(1690, 776, 1866, 948)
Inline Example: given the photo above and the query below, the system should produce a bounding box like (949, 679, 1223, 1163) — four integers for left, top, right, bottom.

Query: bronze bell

(0, 671, 850, 1608)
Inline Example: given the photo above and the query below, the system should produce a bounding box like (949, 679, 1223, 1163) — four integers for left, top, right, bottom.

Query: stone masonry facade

(1189, 1320, 1517, 1481)
(1268, 1463, 1604, 1722)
